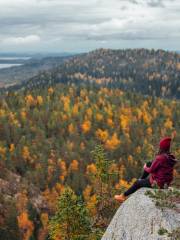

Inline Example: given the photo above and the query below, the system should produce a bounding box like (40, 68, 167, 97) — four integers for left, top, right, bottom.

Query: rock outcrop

(101, 188, 180, 240)
(0, 167, 47, 213)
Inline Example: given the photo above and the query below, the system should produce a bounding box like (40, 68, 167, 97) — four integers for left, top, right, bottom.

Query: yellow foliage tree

(0, 146, 6, 160)
(58, 159, 67, 183)
(96, 113, 103, 122)
(68, 123, 75, 134)
(72, 104, 79, 116)
(95, 129, 109, 143)
(147, 127, 152, 136)
(9, 143, 15, 153)
(48, 87, 54, 95)
(105, 133, 121, 150)
(164, 118, 173, 129)
(36, 96, 43, 105)
(86, 163, 97, 175)
(17, 211, 34, 240)
(143, 112, 152, 125)
(81, 120, 91, 133)
(86, 108, 93, 118)
(107, 118, 114, 127)
(69, 160, 79, 171)
(22, 146, 31, 161)
(120, 115, 129, 130)
(25, 94, 35, 107)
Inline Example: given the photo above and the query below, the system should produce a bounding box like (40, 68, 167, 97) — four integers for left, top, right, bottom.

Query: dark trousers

(124, 161, 152, 197)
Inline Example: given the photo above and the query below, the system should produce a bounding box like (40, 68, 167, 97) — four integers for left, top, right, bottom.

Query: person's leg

(114, 161, 153, 203)
(124, 178, 151, 197)
(140, 161, 152, 179)
(114, 178, 152, 202)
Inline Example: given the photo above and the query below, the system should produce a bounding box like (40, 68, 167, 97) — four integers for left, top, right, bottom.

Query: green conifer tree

(89, 145, 118, 234)
(49, 186, 91, 240)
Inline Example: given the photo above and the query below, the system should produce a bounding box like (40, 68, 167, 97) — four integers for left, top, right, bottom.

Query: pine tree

(88, 145, 118, 234)
(49, 187, 91, 240)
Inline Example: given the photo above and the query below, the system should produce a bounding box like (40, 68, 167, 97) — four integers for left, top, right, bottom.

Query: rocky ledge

(101, 188, 180, 240)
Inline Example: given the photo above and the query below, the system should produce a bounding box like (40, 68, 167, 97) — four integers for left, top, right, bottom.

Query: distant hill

(0, 53, 76, 88)
(5, 48, 180, 99)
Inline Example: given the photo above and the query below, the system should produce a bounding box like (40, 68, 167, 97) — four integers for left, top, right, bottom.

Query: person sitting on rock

(114, 137, 177, 203)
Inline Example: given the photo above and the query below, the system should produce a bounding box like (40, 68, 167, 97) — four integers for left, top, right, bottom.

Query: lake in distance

(0, 57, 30, 69)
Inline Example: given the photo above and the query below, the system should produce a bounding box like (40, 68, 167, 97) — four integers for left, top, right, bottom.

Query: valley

(0, 48, 180, 240)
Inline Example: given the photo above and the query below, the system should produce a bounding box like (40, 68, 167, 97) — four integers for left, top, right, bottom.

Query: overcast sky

(0, 0, 180, 53)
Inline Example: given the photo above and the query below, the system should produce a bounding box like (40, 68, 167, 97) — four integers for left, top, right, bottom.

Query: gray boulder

(101, 188, 180, 240)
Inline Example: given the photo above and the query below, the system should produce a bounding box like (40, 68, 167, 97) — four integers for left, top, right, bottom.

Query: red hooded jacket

(144, 153, 177, 188)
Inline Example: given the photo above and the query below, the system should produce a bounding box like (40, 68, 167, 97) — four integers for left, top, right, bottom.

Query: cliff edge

(101, 188, 180, 240)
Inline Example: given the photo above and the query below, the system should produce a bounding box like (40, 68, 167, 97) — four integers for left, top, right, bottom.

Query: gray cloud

(147, 0, 164, 7)
(0, 0, 179, 52)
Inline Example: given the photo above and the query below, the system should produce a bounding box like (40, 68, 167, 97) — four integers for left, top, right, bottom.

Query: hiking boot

(114, 194, 127, 203)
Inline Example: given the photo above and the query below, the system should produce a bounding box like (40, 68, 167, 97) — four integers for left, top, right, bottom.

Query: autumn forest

(0, 49, 180, 240)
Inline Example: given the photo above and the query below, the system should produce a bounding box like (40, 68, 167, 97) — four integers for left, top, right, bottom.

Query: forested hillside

(0, 82, 180, 239)
(6, 48, 180, 99)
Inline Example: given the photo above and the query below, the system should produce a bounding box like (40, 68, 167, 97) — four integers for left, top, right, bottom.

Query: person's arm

(144, 156, 162, 173)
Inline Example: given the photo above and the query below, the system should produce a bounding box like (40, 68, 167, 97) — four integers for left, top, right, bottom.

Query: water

(0, 63, 22, 69)
(0, 56, 30, 69)
(0, 57, 30, 60)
